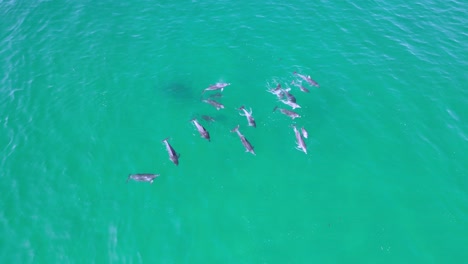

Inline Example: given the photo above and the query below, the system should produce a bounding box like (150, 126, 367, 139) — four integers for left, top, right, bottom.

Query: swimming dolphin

(292, 125, 307, 154)
(127, 173, 160, 184)
(267, 83, 285, 99)
(301, 127, 309, 139)
(201, 115, 215, 122)
(203, 99, 224, 110)
(291, 80, 310, 93)
(293, 72, 320, 87)
(162, 138, 180, 166)
(202, 82, 231, 94)
(279, 99, 301, 109)
(238, 106, 256, 128)
(282, 88, 297, 103)
(231, 125, 255, 155)
(191, 118, 210, 141)
(208, 92, 223, 98)
(273, 106, 301, 119)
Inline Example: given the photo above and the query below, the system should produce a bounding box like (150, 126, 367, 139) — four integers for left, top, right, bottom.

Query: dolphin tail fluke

(230, 125, 240, 133)
(293, 71, 297, 75)
(238, 106, 246, 116)
(162, 137, 170, 142)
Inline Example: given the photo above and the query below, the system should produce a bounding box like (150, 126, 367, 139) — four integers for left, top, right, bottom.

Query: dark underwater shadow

(158, 82, 196, 101)
(198, 113, 229, 124)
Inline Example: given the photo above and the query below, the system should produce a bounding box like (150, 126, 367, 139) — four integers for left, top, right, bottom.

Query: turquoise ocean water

(1, 0, 467, 262)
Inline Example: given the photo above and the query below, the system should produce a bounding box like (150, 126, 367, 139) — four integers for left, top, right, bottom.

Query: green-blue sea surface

(1, 0, 467, 263)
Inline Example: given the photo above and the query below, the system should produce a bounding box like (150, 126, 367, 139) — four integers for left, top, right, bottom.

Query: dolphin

(238, 106, 256, 128)
(279, 99, 301, 109)
(267, 83, 285, 99)
(282, 88, 297, 103)
(301, 127, 309, 139)
(162, 138, 180, 166)
(291, 80, 310, 93)
(203, 99, 224, 110)
(201, 115, 215, 122)
(273, 106, 301, 119)
(202, 82, 231, 94)
(127, 173, 160, 184)
(231, 125, 255, 155)
(208, 92, 223, 98)
(293, 72, 320, 87)
(191, 118, 210, 141)
(292, 125, 307, 154)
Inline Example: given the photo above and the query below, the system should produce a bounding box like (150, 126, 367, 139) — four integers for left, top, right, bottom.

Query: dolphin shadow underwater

(158, 82, 196, 101)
